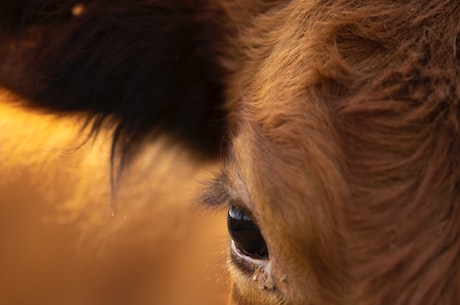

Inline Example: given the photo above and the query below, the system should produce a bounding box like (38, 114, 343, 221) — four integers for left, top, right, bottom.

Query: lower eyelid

(231, 241, 269, 268)
(230, 242, 278, 293)
(230, 241, 257, 275)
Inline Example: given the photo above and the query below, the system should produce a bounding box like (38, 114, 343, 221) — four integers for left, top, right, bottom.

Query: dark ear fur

(0, 0, 227, 163)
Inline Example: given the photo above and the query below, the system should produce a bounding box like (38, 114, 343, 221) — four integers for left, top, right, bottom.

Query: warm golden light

(0, 90, 230, 305)
(71, 3, 86, 16)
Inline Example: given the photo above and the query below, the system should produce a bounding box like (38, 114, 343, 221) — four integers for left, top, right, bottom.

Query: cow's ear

(0, 0, 228, 162)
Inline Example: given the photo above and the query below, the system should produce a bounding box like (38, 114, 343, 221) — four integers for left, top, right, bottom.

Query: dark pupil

(227, 205, 268, 259)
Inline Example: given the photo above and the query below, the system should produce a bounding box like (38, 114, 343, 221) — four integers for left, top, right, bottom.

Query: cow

(0, 1, 459, 305)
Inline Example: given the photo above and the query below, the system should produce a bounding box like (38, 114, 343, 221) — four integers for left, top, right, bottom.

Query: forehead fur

(226, 0, 460, 304)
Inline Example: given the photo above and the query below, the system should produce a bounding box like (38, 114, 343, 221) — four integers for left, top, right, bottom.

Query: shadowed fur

(1, 1, 460, 305)
(0, 0, 228, 165)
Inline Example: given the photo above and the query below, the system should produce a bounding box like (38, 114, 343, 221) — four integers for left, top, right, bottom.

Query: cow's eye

(227, 205, 268, 259)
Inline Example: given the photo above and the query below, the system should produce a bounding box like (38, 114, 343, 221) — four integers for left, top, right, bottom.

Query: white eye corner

(231, 241, 277, 291)
(231, 240, 271, 270)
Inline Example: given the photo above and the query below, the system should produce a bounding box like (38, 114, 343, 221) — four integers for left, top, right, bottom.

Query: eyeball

(227, 205, 268, 259)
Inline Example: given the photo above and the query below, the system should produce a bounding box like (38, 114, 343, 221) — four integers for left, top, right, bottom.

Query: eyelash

(199, 170, 231, 209)
(200, 169, 270, 260)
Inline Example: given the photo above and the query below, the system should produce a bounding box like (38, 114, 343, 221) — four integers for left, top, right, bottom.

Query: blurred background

(0, 92, 231, 305)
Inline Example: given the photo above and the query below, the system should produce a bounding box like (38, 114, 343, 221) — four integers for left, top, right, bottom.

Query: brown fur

(1, 1, 459, 305)
(217, 1, 460, 304)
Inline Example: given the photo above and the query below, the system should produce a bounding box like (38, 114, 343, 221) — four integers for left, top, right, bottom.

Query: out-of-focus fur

(0, 2, 231, 302)
(0, 91, 229, 305)
(1, 1, 460, 305)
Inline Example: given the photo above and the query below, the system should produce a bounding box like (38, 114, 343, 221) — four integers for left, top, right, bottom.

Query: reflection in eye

(228, 205, 269, 259)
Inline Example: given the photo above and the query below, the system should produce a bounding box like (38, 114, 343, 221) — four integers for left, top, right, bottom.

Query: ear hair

(0, 0, 228, 169)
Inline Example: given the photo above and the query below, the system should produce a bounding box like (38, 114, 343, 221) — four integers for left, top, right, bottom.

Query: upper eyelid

(200, 144, 238, 208)
(199, 169, 252, 212)
(199, 170, 257, 228)
(199, 169, 232, 208)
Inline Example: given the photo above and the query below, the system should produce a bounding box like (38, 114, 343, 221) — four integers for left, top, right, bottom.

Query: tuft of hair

(0, 0, 228, 171)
